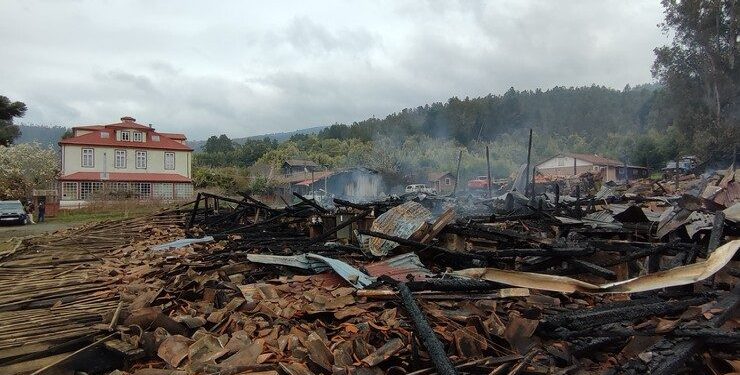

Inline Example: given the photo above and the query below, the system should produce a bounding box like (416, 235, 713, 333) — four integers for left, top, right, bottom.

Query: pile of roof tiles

(8, 167, 740, 375)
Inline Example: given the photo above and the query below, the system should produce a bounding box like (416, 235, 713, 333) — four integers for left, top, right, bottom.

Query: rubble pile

(0, 168, 738, 375)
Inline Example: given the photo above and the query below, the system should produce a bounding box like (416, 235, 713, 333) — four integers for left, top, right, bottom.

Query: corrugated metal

(364, 253, 433, 281)
(151, 236, 214, 251)
(368, 201, 433, 256)
(245, 253, 375, 289)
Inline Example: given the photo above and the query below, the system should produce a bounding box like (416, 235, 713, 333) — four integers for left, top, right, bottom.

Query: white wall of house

(62, 145, 191, 177)
(537, 156, 593, 169)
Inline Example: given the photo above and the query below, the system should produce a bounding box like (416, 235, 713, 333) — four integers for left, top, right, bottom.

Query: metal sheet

(246, 253, 374, 289)
(367, 201, 433, 256)
(364, 253, 434, 281)
(455, 240, 739, 294)
(245, 253, 330, 272)
(151, 236, 214, 251)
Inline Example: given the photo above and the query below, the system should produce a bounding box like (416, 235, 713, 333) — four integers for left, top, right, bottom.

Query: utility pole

(525, 129, 533, 197)
(453, 150, 463, 196)
(486, 145, 492, 198)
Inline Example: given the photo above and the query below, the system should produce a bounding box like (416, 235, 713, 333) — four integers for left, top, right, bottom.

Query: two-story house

(58, 116, 194, 201)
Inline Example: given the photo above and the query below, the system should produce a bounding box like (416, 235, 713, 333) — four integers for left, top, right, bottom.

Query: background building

(537, 153, 648, 182)
(58, 116, 193, 201)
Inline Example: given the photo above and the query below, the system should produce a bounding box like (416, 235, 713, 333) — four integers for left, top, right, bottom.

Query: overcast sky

(1, 1, 668, 140)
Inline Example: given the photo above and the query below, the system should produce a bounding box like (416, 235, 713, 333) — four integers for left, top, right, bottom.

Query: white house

(58, 116, 194, 200)
(536, 153, 648, 182)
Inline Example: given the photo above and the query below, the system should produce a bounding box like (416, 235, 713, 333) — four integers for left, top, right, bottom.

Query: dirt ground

(0, 221, 84, 240)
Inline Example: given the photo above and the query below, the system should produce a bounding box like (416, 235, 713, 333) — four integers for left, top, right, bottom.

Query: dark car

(0, 200, 28, 225)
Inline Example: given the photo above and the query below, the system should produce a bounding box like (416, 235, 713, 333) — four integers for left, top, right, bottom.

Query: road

(0, 221, 84, 240)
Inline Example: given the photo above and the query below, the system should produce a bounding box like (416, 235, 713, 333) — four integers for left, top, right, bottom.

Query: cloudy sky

(1, 0, 669, 140)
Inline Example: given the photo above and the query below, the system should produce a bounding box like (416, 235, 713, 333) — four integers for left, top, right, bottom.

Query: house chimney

(121, 116, 135, 123)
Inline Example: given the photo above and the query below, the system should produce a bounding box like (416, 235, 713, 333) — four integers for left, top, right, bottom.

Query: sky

(0, 0, 670, 140)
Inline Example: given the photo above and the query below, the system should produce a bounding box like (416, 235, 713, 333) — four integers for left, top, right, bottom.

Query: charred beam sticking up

(395, 282, 458, 375)
(525, 129, 533, 197)
(453, 149, 463, 196)
(486, 145, 492, 198)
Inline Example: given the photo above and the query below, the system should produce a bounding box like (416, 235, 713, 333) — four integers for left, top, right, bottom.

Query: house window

(120, 131, 130, 141)
(132, 182, 152, 198)
(557, 157, 565, 167)
(112, 182, 130, 191)
(114, 150, 127, 168)
(136, 151, 147, 169)
(80, 182, 103, 200)
(445, 177, 451, 185)
(175, 183, 193, 199)
(133, 132, 143, 142)
(61, 182, 78, 200)
(164, 152, 175, 170)
(151, 135, 160, 141)
(81, 148, 94, 167)
(153, 183, 174, 199)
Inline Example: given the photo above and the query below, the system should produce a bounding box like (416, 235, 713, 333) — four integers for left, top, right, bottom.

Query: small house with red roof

(58, 116, 194, 201)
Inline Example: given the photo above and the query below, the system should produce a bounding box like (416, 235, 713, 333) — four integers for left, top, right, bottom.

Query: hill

(189, 125, 326, 152)
(15, 124, 69, 149)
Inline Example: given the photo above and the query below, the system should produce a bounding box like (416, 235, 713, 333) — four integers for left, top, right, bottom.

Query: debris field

(0, 168, 738, 375)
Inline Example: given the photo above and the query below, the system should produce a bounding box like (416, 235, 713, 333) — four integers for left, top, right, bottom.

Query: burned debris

(0, 166, 738, 375)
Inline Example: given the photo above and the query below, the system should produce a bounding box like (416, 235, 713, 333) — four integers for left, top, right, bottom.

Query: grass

(50, 200, 177, 224)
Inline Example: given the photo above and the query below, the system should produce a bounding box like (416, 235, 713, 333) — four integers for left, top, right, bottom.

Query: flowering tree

(0, 143, 59, 200)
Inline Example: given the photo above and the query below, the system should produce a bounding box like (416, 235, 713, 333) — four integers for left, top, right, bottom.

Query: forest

(192, 0, 738, 193)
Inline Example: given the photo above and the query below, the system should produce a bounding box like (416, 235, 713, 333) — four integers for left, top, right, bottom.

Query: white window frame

(114, 149, 127, 169)
(135, 150, 147, 169)
(133, 132, 143, 142)
(164, 152, 175, 170)
(445, 177, 451, 185)
(81, 148, 94, 168)
(62, 182, 78, 200)
(120, 131, 131, 141)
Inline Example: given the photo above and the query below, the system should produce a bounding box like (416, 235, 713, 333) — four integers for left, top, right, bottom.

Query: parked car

(404, 184, 436, 194)
(0, 200, 28, 225)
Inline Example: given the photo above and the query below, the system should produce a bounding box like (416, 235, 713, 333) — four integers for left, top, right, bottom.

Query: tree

(0, 143, 58, 199)
(0, 96, 27, 146)
(652, 0, 739, 155)
(203, 134, 234, 153)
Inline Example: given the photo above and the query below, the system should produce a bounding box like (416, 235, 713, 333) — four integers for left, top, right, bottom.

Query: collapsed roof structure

(0, 166, 737, 375)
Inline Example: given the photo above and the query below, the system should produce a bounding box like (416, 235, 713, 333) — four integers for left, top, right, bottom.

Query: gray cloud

(0, 0, 668, 140)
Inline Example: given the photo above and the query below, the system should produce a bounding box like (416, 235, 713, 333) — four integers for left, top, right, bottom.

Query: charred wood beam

(472, 247, 592, 258)
(621, 286, 740, 375)
(444, 224, 548, 245)
(292, 192, 328, 213)
(333, 198, 372, 210)
(238, 193, 280, 213)
(564, 259, 617, 280)
(541, 295, 712, 332)
(187, 192, 202, 228)
(406, 279, 504, 292)
(217, 208, 312, 235)
(554, 324, 740, 343)
(707, 211, 725, 255)
(570, 337, 624, 357)
(395, 282, 458, 375)
(308, 209, 370, 244)
(357, 229, 486, 267)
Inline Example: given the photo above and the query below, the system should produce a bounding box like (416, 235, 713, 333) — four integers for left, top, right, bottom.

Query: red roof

(59, 172, 191, 183)
(564, 153, 621, 166)
(61, 121, 191, 151)
(159, 132, 187, 140)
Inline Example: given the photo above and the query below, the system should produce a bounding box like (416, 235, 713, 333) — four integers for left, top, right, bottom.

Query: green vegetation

(0, 143, 58, 200)
(52, 200, 173, 223)
(0, 96, 27, 146)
